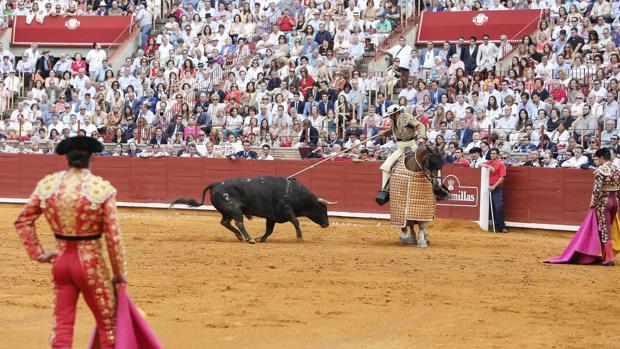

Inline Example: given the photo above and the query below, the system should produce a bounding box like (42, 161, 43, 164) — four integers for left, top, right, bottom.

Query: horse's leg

(408, 221, 417, 245)
(400, 225, 408, 244)
(417, 221, 428, 248)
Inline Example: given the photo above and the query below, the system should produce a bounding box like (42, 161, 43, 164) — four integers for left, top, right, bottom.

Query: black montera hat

(56, 136, 103, 155)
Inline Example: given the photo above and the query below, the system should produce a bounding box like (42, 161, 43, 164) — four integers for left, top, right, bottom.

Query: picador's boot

(376, 171, 390, 205)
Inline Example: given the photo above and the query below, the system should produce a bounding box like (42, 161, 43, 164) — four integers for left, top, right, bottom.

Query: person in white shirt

(496, 106, 517, 134)
(603, 93, 619, 124)
(49, 115, 65, 134)
(118, 67, 139, 91)
(349, 35, 365, 63)
(180, 143, 202, 157)
(600, 120, 618, 147)
(535, 55, 554, 78)
(452, 94, 470, 120)
(0, 42, 15, 63)
(258, 144, 274, 160)
(137, 103, 155, 126)
(10, 102, 32, 122)
(23, 43, 39, 65)
(86, 43, 107, 81)
(588, 79, 608, 104)
(398, 80, 417, 105)
(53, 53, 73, 74)
(590, 0, 612, 22)
(561, 146, 589, 168)
(344, 133, 361, 148)
(134, 4, 154, 48)
(469, 147, 486, 168)
(465, 132, 482, 153)
(81, 116, 98, 136)
(381, 36, 412, 85)
(72, 69, 89, 91)
(157, 35, 174, 63)
(476, 34, 499, 72)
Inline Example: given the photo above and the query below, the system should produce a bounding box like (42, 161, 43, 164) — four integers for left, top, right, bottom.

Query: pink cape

(88, 284, 162, 349)
(545, 208, 603, 264)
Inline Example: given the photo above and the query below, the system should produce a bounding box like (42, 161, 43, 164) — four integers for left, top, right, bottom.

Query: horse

(391, 145, 449, 248)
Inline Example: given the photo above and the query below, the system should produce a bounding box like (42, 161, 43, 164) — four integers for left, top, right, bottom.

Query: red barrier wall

(416, 10, 542, 44)
(12, 16, 132, 47)
(0, 155, 592, 226)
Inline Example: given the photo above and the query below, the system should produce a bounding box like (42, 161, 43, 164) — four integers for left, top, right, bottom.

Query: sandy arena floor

(1, 204, 619, 349)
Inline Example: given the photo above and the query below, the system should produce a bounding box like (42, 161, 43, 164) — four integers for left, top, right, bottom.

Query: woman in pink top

(183, 117, 199, 140)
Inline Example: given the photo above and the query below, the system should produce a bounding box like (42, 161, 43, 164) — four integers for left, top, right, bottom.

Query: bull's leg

(289, 216, 303, 241)
(220, 216, 244, 241)
(259, 220, 276, 243)
(233, 216, 256, 244)
(417, 222, 428, 248)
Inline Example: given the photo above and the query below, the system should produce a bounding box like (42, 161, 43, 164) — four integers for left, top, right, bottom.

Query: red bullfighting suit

(590, 161, 620, 264)
(15, 168, 126, 349)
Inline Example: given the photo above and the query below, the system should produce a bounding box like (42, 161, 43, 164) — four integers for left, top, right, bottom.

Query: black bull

(170, 176, 336, 243)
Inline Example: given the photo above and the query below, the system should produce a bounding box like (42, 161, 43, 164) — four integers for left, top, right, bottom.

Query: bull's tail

(170, 184, 214, 208)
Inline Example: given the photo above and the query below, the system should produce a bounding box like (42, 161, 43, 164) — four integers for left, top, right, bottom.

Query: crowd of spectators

(0, 0, 619, 168)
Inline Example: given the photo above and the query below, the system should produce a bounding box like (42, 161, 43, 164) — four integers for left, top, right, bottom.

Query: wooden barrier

(0, 154, 593, 226)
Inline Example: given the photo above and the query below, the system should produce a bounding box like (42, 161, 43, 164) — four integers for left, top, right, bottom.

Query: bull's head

(427, 150, 450, 201)
(309, 197, 337, 228)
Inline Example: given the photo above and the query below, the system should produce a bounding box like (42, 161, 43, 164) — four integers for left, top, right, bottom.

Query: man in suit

(302, 95, 317, 118)
(289, 93, 305, 117)
(455, 119, 473, 147)
(231, 140, 258, 159)
(317, 93, 334, 116)
(428, 80, 447, 105)
(327, 131, 343, 148)
(284, 67, 300, 90)
(150, 126, 168, 145)
(318, 81, 336, 101)
(374, 92, 393, 117)
(166, 115, 185, 139)
(35, 50, 56, 79)
(418, 41, 441, 70)
(363, 116, 382, 145)
(122, 115, 137, 140)
(447, 36, 465, 66)
(425, 0, 444, 12)
(462, 36, 479, 72)
(299, 119, 319, 146)
(193, 92, 210, 114)
(124, 92, 141, 116)
(476, 34, 499, 72)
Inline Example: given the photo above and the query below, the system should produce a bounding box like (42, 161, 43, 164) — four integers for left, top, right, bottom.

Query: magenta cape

(545, 208, 603, 264)
(88, 284, 162, 349)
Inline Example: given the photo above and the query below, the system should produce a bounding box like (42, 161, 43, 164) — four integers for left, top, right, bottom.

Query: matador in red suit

(15, 136, 126, 349)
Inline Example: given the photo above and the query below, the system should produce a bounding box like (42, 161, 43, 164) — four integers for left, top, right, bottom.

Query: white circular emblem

(65, 18, 81, 30)
(472, 13, 488, 26)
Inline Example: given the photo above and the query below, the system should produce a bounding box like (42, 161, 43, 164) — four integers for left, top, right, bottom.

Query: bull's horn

(318, 198, 338, 205)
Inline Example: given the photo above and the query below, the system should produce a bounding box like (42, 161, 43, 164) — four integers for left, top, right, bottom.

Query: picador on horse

(376, 105, 449, 247)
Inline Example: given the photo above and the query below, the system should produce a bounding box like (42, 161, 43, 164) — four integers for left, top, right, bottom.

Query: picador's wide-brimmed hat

(386, 105, 404, 116)
(56, 136, 103, 155)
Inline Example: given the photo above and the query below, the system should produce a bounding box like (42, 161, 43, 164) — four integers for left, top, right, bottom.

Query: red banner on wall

(12, 16, 132, 47)
(0, 154, 594, 228)
(416, 10, 542, 44)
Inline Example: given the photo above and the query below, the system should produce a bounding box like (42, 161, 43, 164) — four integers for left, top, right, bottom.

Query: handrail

(105, 18, 134, 55)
